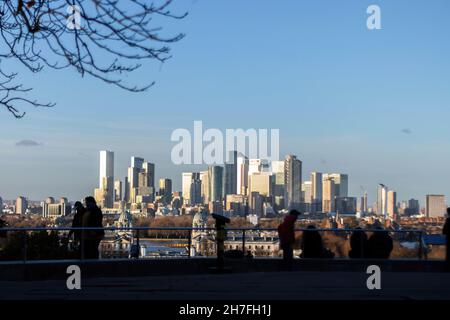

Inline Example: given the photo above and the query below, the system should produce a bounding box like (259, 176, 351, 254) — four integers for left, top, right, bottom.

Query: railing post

(418, 231, 424, 260)
(136, 228, 140, 259)
(242, 229, 246, 254)
(188, 229, 192, 258)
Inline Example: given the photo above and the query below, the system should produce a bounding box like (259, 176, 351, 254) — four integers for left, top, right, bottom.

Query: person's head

(74, 201, 84, 211)
(84, 196, 97, 208)
(290, 210, 301, 217)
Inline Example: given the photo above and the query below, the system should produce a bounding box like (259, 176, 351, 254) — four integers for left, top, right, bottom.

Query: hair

(447, 207, 450, 215)
(84, 196, 96, 205)
(74, 201, 83, 209)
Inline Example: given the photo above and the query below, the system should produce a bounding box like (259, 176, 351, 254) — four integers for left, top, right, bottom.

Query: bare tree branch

(0, 0, 187, 117)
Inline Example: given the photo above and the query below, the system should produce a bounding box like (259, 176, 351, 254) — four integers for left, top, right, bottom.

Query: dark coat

(82, 205, 105, 240)
(301, 229, 325, 258)
(367, 231, 393, 259)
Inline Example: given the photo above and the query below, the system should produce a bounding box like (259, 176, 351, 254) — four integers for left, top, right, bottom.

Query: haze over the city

(1, 0, 450, 203)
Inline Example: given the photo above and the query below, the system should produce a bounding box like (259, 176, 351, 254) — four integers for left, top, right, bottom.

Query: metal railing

(0, 226, 427, 262)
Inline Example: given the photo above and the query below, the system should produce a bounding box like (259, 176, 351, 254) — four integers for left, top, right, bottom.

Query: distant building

(15, 196, 28, 215)
(426, 195, 446, 218)
(284, 155, 302, 210)
(323, 173, 348, 198)
(236, 154, 249, 195)
(311, 172, 323, 213)
(223, 151, 238, 196)
(387, 191, 397, 219)
(377, 184, 388, 217)
(0, 196, 3, 214)
(42, 198, 70, 219)
(208, 166, 223, 202)
(114, 180, 122, 202)
(335, 197, 357, 215)
(322, 178, 335, 213)
(159, 178, 172, 205)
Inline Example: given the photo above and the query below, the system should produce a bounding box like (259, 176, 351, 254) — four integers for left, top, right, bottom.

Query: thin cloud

(401, 128, 413, 135)
(15, 140, 43, 147)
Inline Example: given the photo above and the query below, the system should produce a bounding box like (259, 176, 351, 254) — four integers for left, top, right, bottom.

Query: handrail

(0, 226, 425, 233)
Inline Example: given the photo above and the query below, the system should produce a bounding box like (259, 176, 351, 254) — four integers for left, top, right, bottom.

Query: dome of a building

(192, 210, 208, 228)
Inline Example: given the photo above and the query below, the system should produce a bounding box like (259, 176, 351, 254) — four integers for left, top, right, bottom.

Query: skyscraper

(182, 172, 193, 205)
(248, 172, 274, 197)
(99, 150, 114, 188)
(236, 154, 249, 195)
(387, 190, 397, 219)
(323, 173, 348, 198)
(114, 180, 122, 202)
(98, 150, 114, 207)
(159, 178, 172, 205)
(15, 196, 27, 215)
(377, 184, 388, 217)
(200, 171, 210, 204)
(322, 178, 335, 213)
(426, 195, 446, 218)
(311, 172, 323, 213)
(223, 151, 238, 196)
(284, 155, 302, 210)
(208, 166, 224, 202)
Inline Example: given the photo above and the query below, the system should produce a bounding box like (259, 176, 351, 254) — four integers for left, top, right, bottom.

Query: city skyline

(1, 149, 446, 214)
(1, 1, 450, 203)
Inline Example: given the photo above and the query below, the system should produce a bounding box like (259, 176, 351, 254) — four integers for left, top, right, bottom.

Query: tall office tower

(363, 192, 368, 213)
(387, 190, 397, 219)
(271, 161, 285, 198)
(249, 159, 270, 174)
(248, 172, 274, 197)
(323, 173, 348, 198)
(159, 178, 173, 205)
(249, 192, 264, 217)
(426, 195, 446, 218)
(223, 151, 238, 196)
(114, 180, 122, 202)
(99, 151, 114, 187)
(200, 171, 210, 204)
(236, 154, 249, 195)
(311, 172, 323, 213)
(131, 156, 144, 169)
(208, 166, 224, 202)
(15, 196, 28, 214)
(302, 181, 312, 204)
(182, 172, 194, 205)
(98, 151, 114, 207)
(377, 184, 389, 217)
(360, 192, 368, 214)
(406, 199, 420, 216)
(322, 178, 336, 213)
(124, 176, 129, 204)
(127, 166, 139, 203)
(335, 197, 357, 215)
(190, 173, 202, 205)
(142, 162, 155, 190)
(284, 155, 302, 210)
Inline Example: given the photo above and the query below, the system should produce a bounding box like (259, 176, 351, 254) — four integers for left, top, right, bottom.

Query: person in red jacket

(278, 210, 301, 270)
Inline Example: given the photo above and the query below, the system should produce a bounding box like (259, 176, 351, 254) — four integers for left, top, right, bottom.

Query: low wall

(0, 258, 447, 281)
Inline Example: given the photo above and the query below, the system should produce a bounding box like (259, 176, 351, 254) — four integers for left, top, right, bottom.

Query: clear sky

(1, 0, 450, 207)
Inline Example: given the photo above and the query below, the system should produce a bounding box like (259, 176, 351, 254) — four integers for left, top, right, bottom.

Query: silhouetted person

(301, 225, 330, 259)
(278, 210, 301, 270)
(366, 227, 393, 259)
(82, 197, 104, 259)
(69, 202, 85, 256)
(349, 228, 368, 259)
(443, 208, 450, 267)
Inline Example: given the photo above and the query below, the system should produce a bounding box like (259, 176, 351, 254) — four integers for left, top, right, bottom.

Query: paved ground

(1, 271, 450, 300)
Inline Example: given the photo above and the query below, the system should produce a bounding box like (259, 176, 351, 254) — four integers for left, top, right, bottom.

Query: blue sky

(1, 0, 450, 206)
